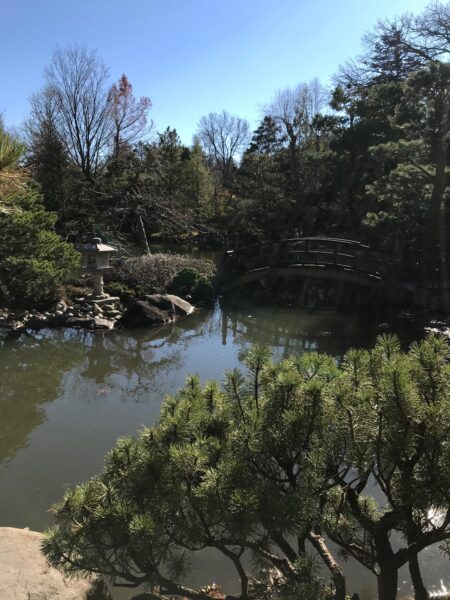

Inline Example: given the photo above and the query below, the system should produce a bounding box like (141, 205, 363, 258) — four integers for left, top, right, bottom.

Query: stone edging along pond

(0, 294, 195, 332)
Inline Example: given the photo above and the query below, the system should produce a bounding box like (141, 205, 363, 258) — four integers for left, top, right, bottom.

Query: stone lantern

(79, 237, 117, 298)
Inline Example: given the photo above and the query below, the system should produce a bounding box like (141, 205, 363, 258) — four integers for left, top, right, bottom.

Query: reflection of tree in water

(81, 331, 183, 393)
(80, 306, 218, 396)
(0, 310, 218, 468)
(0, 329, 85, 466)
(220, 302, 395, 360)
(0, 304, 404, 468)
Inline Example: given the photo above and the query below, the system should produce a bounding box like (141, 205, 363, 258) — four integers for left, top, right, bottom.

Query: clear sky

(1, 0, 433, 144)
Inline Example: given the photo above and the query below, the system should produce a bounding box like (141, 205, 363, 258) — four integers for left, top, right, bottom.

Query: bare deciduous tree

(335, 4, 450, 91)
(108, 74, 152, 158)
(335, 16, 427, 89)
(44, 45, 113, 180)
(411, 1, 450, 60)
(266, 78, 328, 151)
(197, 110, 250, 183)
(265, 79, 328, 207)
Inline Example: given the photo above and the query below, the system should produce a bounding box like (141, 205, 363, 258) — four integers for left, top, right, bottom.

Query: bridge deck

(225, 237, 383, 288)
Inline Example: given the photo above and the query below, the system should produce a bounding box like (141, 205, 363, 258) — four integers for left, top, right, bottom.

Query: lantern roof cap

(78, 237, 117, 253)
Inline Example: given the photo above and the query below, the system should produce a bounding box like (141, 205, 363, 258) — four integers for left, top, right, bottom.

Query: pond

(0, 302, 447, 599)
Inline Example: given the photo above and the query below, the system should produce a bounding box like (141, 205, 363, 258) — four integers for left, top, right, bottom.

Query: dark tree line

(15, 2, 450, 288)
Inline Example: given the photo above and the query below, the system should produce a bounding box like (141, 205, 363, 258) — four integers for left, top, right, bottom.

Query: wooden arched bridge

(224, 237, 384, 289)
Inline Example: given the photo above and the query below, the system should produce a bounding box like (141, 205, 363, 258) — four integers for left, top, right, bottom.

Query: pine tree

(42, 336, 450, 600)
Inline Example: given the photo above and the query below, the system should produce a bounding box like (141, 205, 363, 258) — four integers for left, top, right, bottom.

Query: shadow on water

(220, 301, 423, 357)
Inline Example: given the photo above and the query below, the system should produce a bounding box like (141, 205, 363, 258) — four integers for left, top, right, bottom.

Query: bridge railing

(225, 237, 383, 279)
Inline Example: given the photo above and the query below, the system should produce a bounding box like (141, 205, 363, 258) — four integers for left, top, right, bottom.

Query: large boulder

(0, 527, 111, 599)
(145, 294, 195, 317)
(121, 300, 175, 327)
(121, 295, 194, 328)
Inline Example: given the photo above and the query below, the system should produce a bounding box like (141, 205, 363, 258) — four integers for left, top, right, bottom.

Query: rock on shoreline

(0, 294, 195, 332)
(121, 294, 195, 327)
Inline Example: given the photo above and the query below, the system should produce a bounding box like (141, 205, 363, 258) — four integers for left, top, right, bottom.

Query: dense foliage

(0, 206, 79, 307)
(0, 121, 79, 308)
(0, 125, 28, 212)
(43, 335, 450, 600)
(11, 2, 450, 294)
(107, 253, 216, 303)
(0, 1, 448, 309)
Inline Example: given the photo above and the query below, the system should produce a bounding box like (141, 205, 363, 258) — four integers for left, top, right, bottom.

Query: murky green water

(0, 302, 447, 599)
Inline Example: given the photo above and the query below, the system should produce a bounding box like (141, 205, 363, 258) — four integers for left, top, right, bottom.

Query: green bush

(0, 207, 79, 308)
(1, 257, 62, 306)
(62, 283, 91, 303)
(104, 281, 140, 305)
(168, 268, 215, 302)
(110, 253, 216, 300)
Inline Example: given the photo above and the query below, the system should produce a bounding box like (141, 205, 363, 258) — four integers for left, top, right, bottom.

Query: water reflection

(0, 329, 85, 466)
(81, 329, 184, 391)
(0, 304, 419, 483)
(0, 303, 436, 599)
(220, 303, 407, 358)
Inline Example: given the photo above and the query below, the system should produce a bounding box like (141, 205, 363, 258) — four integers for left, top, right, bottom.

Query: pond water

(0, 302, 448, 599)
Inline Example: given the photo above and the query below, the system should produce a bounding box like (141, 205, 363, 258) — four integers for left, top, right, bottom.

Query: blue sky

(1, 0, 432, 144)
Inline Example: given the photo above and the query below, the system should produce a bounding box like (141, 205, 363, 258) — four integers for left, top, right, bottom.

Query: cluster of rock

(0, 294, 195, 332)
(63, 296, 123, 330)
(0, 296, 122, 331)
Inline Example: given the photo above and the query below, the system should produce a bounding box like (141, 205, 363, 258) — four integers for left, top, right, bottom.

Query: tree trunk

(408, 553, 429, 600)
(114, 126, 120, 159)
(377, 562, 398, 600)
(137, 211, 151, 256)
(375, 531, 398, 600)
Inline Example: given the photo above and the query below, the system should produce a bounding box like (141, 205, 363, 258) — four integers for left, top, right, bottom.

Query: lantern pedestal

(78, 237, 117, 300)
(92, 273, 107, 298)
